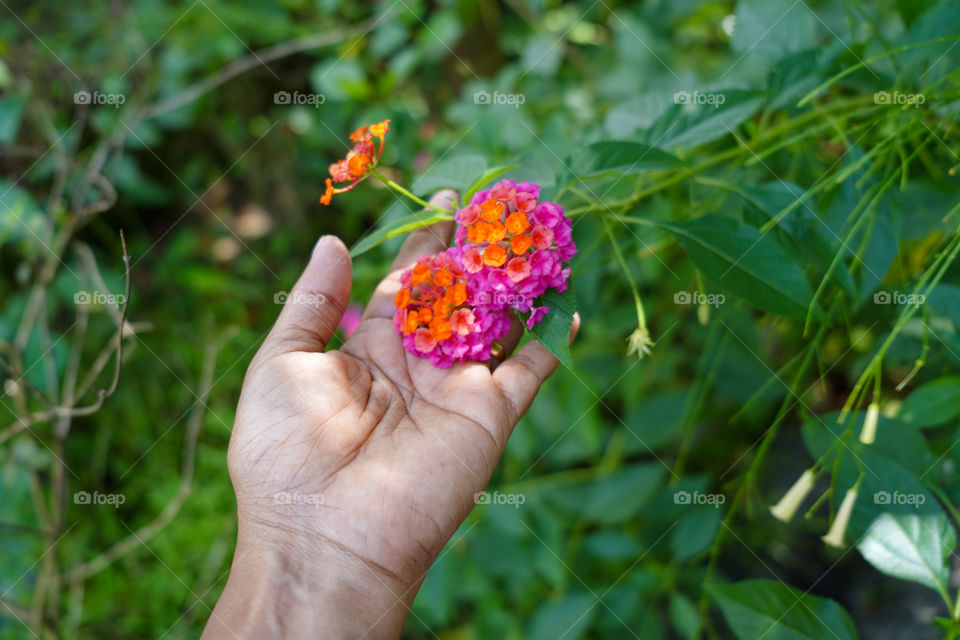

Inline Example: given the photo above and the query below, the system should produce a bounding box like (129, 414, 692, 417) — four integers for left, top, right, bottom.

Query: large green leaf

(858, 512, 956, 597)
(567, 140, 681, 181)
(411, 154, 487, 196)
(659, 215, 817, 319)
(709, 580, 859, 640)
(649, 91, 766, 150)
(526, 286, 577, 371)
(899, 377, 960, 427)
(349, 210, 453, 258)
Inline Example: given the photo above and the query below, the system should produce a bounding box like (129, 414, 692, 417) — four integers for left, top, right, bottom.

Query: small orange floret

(403, 310, 419, 335)
(419, 308, 434, 324)
(320, 178, 335, 206)
(434, 268, 453, 287)
(429, 318, 452, 341)
(394, 289, 411, 309)
(369, 119, 391, 137)
(450, 282, 467, 306)
(511, 233, 533, 254)
(480, 198, 505, 222)
(505, 211, 530, 234)
(486, 220, 506, 244)
(433, 297, 450, 319)
(347, 153, 371, 179)
(483, 244, 507, 267)
(411, 264, 431, 286)
(349, 126, 368, 142)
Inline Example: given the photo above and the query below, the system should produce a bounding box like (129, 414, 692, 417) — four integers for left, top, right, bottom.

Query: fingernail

(312, 235, 330, 259)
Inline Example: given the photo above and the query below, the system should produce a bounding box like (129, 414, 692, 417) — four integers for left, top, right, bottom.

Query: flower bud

(769, 469, 816, 523)
(822, 488, 858, 548)
(859, 403, 880, 445)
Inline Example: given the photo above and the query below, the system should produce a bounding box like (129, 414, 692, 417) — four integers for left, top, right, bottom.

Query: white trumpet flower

(769, 469, 816, 523)
(822, 488, 858, 548)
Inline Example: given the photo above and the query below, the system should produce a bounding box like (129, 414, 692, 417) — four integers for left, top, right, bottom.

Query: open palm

(218, 191, 571, 638)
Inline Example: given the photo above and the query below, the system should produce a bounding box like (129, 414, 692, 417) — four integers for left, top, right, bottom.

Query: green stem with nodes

(369, 168, 456, 214)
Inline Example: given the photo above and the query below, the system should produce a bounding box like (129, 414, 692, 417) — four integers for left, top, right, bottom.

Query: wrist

(203, 518, 416, 640)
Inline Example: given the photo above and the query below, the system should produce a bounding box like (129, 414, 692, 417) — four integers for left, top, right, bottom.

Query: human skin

(202, 191, 577, 639)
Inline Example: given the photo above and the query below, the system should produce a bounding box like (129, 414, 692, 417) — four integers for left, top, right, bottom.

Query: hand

(203, 191, 577, 639)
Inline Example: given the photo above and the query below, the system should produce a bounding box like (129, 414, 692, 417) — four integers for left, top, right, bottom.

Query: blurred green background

(2, 0, 960, 638)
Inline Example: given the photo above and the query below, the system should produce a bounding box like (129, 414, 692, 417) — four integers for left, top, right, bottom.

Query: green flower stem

(368, 168, 456, 214)
(601, 216, 646, 332)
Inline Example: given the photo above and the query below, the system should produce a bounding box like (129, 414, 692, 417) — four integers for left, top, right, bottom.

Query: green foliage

(3, 0, 960, 638)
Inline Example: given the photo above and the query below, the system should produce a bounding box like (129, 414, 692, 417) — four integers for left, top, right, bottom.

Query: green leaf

(732, 0, 817, 62)
(349, 211, 453, 258)
(648, 91, 766, 150)
(567, 140, 681, 182)
(0, 96, 25, 145)
(411, 155, 487, 196)
(582, 463, 663, 525)
(527, 286, 577, 371)
(709, 580, 859, 640)
(899, 377, 960, 427)
(527, 592, 597, 640)
(858, 512, 956, 597)
(462, 163, 520, 205)
(670, 506, 722, 562)
(659, 215, 818, 319)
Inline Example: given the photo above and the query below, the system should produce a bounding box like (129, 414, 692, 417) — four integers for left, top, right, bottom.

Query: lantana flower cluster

(393, 179, 576, 367)
(320, 120, 390, 206)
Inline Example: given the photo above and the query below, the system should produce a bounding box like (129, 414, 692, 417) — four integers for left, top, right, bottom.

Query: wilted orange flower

(320, 119, 391, 206)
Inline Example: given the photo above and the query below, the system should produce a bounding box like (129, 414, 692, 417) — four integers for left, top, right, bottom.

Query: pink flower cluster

(393, 179, 576, 367)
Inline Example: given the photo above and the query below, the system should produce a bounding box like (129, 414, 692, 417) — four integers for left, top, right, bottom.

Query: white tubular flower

(626, 327, 653, 360)
(859, 403, 880, 445)
(770, 469, 816, 523)
(822, 488, 858, 548)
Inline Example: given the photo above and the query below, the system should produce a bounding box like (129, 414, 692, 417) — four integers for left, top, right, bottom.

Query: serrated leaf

(858, 512, 956, 597)
(349, 211, 453, 258)
(411, 155, 487, 196)
(527, 287, 576, 370)
(659, 215, 818, 319)
(462, 163, 521, 205)
(709, 580, 859, 640)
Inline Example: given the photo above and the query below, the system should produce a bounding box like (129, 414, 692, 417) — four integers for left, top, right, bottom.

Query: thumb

(264, 235, 352, 355)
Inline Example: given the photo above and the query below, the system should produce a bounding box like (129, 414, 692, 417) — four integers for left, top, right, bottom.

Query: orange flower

(320, 119, 391, 206)
(480, 198, 505, 222)
(395, 289, 411, 309)
(511, 233, 532, 255)
(505, 211, 529, 234)
(429, 318, 452, 341)
(369, 119, 390, 137)
(483, 244, 507, 267)
(485, 221, 506, 244)
(403, 310, 419, 335)
(411, 264, 431, 286)
(434, 268, 453, 287)
(449, 282, 467, 306)
(320, 179, 335, 206)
